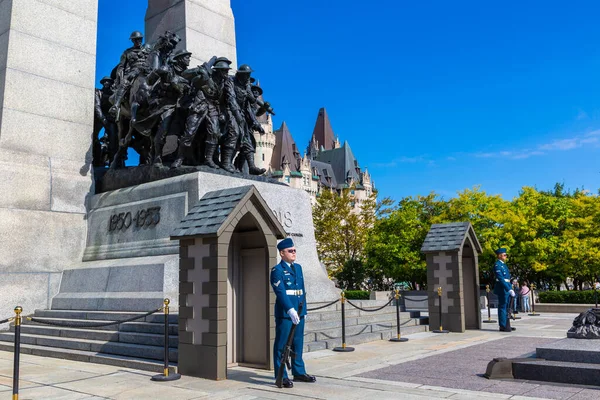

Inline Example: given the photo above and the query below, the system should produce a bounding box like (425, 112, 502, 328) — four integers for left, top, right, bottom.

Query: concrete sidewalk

(0, 311, 591, 400)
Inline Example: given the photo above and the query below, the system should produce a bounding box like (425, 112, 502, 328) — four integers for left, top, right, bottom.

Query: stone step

(14, 325, 178, 348)
(34, 309, 178, 324)
(0, 332, 177, 362)
(25, 317, 178, 335)
(512, 359, 600, 386)
(0, 341, 176, 374)
(303, 323, 427, 352)
(536, 339, 600, 364)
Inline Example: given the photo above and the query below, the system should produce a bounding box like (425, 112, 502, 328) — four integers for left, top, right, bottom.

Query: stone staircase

(303, 300, 428, 352)
(512, 338, 600, 386)
(0, 309, 178, 373)
(0, 300, 427, 372)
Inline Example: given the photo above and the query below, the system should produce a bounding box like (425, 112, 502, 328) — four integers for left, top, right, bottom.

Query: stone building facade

(253, 108, 375, 208)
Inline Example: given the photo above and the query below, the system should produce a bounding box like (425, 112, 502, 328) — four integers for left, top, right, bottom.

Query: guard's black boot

(294, 374, 316, 383)
(282, 378, 293, 388)
(220, 147, 236, 173)
(246, 152, 266, 175)
(204, 143, 219, 169)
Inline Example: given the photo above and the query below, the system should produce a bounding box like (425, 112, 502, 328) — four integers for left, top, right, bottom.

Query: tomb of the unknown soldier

(0, 1, 599, 399)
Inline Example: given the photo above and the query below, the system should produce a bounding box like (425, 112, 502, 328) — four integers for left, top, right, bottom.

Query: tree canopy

(312, 183, 600, 290)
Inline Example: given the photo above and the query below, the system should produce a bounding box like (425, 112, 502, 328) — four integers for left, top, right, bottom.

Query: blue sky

(97, 0, 600, 201)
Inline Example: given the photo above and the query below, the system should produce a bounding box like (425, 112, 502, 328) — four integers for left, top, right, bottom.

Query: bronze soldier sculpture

(102, 29, 277, 177)
(230, 64, 266, 175)
(171, 57, 233, 169)
(109, 31, 149, 121)
(108, 31, 181, 169)
(93, 77, 118, 167)
(148, 48, 191, 167)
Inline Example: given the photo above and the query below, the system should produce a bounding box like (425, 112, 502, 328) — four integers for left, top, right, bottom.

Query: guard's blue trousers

(497, 291, 510, 329)
(273, 317, 307, 379)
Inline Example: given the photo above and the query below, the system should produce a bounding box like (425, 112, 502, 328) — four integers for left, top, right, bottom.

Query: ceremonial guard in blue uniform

(493, 248, 516, 332)
(270, 238, 316, 388)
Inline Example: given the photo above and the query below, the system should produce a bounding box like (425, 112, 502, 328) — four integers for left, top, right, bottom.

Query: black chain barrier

(27, 308, 162, 328)
(306, 299, 340, 312)
(402, 297, 428, 302)
(0, 317, 12, 325)
(346, 297, 394, 312)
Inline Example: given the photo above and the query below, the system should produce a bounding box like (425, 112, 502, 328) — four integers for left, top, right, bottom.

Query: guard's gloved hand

(509, 290, 516, 297)
(287, 308, 300, 325)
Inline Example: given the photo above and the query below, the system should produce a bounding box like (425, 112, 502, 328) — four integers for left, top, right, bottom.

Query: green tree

(435, 186, 511, 282)
(365, 193, 446, 289)
(312, 186, 376, 288)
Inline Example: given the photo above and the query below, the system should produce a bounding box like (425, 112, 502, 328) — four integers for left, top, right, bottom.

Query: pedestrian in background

(520, 281, 531, 313)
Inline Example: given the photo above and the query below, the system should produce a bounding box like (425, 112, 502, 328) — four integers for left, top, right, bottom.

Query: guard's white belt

(286, 289, 303, 296)
(504, 279, 510, 282)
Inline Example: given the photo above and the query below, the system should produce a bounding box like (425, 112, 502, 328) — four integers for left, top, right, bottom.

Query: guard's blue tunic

(270, 260, 308, 379)
(493, 259, 512, 329)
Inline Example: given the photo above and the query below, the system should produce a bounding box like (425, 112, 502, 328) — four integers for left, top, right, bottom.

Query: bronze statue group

(93, 30, 275, 175)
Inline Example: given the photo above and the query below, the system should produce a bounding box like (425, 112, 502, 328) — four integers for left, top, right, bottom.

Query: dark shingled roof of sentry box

(170, 185, 286, 239)
(421, 222, 482, 254)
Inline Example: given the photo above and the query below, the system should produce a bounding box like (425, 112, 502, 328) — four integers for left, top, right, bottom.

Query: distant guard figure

(493, 248, 516, 332)
(110, 31, 148, 120)
(270, 238, 316, 388)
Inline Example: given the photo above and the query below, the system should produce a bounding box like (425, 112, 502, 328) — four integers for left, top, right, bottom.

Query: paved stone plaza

(1, 311, 598, 399)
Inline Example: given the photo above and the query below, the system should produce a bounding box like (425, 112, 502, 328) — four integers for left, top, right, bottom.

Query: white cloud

(473, 129, 599, 160)
(576, 110, 589, 120)
(539, 138, 579, 151)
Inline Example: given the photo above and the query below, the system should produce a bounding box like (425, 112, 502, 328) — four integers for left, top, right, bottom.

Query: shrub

(344, 290, 370, 300)
(538, 290, 599, 304)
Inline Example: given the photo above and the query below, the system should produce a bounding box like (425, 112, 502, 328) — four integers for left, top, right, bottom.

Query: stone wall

(0, 0, 97, 320)
(145, 0, 237, 68)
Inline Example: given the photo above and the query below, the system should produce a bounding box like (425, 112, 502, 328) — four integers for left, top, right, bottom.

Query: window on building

(262, 154, 265, 161)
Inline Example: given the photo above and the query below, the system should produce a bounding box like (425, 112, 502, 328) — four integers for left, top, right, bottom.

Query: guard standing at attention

(270, 238, 316, 388)
(493, 248, 516, 332)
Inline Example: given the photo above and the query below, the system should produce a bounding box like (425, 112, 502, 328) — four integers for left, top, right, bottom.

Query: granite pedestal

(55, 170, 339, 312)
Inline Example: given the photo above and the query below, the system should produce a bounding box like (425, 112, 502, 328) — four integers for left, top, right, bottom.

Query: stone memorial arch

(171, 185, 286, 380)
(421, 222, 483, 333)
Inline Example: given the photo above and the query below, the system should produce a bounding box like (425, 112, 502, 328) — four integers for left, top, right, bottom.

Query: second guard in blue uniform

(270, 238, 316, 388)
(493, 248, 516, 332)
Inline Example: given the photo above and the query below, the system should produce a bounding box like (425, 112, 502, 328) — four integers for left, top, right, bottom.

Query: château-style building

(253, 107, 375, 208)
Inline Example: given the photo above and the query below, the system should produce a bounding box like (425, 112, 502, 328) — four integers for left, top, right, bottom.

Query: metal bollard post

(333, 292, 354, 352)
(390, 289, 408, 342)
(151, 299, 181, 381)
(528, 284, 540, 316)
(13, 306, 22, 400)
(482, 285, 496, 323)
(432, 287, 449, 333)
